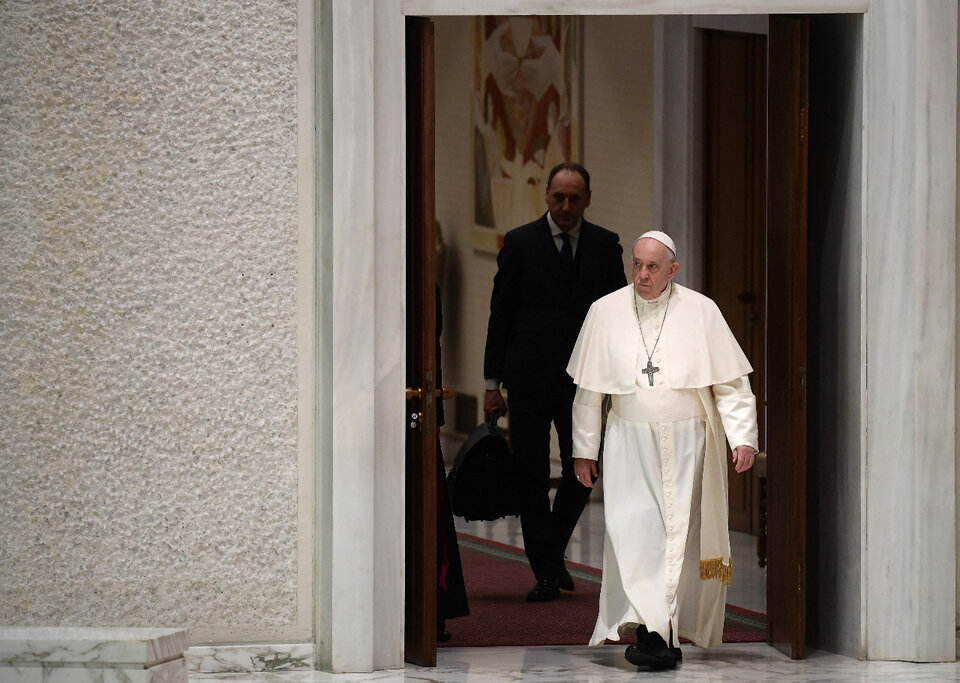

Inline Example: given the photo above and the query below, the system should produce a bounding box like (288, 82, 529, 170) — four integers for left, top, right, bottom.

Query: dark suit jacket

(483, 214, 628, 395)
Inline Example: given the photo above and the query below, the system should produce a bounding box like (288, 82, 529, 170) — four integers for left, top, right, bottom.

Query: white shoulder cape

(566, 283, 752, 393)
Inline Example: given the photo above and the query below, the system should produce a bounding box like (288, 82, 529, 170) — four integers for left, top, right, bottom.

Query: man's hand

(484, 389, 507, 420)
(574, 457, 598, 488)
(732, 445, 756, 473)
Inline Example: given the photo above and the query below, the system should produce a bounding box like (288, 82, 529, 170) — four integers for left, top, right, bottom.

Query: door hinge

(799, 106, 807, 145)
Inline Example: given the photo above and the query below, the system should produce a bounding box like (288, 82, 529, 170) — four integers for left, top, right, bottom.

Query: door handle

(406, 381, 449, 430)
(406, 386, 452, 400)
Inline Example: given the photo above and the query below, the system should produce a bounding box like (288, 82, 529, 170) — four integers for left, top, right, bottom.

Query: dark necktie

(559, 233, 573, 265)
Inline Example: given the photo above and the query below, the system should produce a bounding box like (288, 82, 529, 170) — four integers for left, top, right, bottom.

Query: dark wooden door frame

(404, 15, 438, 668)
(700, 16, 810, 659)
(765, 14, 809, 660)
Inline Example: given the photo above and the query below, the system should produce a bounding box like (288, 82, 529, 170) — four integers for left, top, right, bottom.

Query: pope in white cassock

(568, 231, 759, 671)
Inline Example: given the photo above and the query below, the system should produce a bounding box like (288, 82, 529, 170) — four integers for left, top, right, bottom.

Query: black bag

(447, 411, 522, 521)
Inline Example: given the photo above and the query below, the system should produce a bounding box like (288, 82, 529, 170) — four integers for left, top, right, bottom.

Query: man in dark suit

(483, 162, 627, 602)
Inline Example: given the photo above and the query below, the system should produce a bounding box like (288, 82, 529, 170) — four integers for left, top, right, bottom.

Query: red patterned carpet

(441, 533, 766, 648)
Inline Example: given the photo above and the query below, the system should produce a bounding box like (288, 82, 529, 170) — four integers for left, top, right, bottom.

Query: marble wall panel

(807, 13, 864, 659)
(316, 0, 407, 672)
(862, 0, 957, 662)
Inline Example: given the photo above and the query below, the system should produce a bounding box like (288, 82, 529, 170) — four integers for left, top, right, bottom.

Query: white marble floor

(193, 643, 960, 681)
(192, 481, 960, 681)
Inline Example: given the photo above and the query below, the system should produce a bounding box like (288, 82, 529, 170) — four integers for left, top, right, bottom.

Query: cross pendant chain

(641, 359, 660, 386)
(634, 282, 673, 389)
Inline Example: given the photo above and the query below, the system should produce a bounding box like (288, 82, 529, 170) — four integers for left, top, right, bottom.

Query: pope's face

(544, 170, 591, 231)
(633, 238, 679, 300)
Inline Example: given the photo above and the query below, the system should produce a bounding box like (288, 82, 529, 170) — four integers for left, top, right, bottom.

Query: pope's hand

(732, 445, 756, 473)
(574, 457, 598, 488)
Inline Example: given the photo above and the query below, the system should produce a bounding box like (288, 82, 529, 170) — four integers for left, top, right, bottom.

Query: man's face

(544, 170, 591, 231)
(633, 238, 680, 300)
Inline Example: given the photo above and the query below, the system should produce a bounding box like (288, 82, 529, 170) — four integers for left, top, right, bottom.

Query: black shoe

(624, 625, 677, 671)
(558, 565, 575, 592)
(525, 577, 560, 602)
(667, 626, 682, 662)
(624, 643, 676, 670)
(437, 618, 451, 642)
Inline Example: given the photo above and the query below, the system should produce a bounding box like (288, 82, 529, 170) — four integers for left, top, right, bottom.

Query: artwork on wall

(471, 16, 582, 253)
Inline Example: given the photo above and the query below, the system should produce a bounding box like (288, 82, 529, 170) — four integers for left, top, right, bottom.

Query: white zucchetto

(637, 230, 677, 258)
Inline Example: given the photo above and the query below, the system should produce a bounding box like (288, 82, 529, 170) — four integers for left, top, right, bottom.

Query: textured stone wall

(0, 1, 301, 638)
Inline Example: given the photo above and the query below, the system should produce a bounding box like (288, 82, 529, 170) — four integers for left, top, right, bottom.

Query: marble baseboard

(0, 627, 189, 682)
(0, 627, 189, 667)
(1, 656, 186, 683)
(187, 644, 315, 673)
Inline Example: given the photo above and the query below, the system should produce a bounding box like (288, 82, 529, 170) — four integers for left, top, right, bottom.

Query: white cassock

(567, 283, 758, 649)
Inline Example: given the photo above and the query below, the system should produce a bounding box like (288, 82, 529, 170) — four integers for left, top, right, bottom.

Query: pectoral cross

(642, 360, 660, 386)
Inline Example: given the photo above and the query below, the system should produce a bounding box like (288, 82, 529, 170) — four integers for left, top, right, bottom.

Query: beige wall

(0, 0, 307, 643)
(434, 15, 654, 433)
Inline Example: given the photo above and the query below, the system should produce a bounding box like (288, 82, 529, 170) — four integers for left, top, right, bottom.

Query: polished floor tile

(192, 643, 960, 681)
(193, 448, 953, 680)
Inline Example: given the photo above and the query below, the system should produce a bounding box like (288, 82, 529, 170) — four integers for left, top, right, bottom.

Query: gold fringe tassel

(699, 557, 732, 586)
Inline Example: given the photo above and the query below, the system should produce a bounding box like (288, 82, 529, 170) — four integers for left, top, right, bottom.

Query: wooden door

(765, 14, 809, 660)
(702, 29, 767, 535)
(404, 15, 438, 668)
